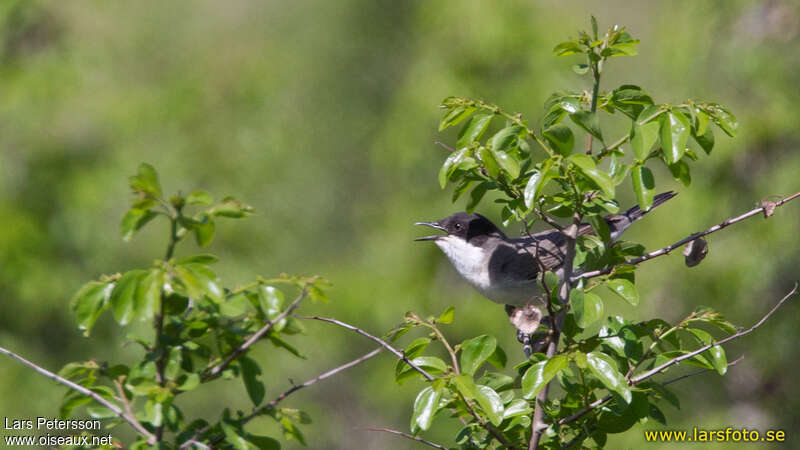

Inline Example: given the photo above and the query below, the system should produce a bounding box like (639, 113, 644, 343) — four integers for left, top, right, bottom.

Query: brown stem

(359, 427, 449, 449)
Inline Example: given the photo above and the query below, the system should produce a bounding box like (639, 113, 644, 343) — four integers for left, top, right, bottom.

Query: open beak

(414, 221, 446, 241)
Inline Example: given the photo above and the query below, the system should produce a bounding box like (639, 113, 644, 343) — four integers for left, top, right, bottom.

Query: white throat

(435, 236, 490, 291)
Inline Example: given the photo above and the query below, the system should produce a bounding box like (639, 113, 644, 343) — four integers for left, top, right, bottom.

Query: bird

(415, 191, 676, 335)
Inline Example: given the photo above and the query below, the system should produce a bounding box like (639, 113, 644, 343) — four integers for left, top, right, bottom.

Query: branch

(558, 284, 797, 427)
(0, 345, 156, 445)
(559, 355, 745, 427)
(242, 347, 383, 424)
(631, 284, 796, 384)
(359, 427, 448, 450)
(574, 191, 800, 282)
(203, 288, 308, 381)
(298, 316, 434, 381)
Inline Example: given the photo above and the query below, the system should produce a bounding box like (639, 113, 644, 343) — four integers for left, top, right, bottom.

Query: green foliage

(394, 17, 751, 449)
(65, 164, 328, 448)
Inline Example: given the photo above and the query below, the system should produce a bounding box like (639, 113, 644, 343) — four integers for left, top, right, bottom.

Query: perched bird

(415, 192, 676, 333)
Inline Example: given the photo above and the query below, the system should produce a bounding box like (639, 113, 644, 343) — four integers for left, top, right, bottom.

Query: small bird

(415, 192, 676, 333)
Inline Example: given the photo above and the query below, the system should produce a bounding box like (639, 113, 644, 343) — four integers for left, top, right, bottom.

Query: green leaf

(486, 345, 507, 370)
(605, 279, 639, 306)
(571, 289, 604, 328)
(460, 335, 497, 375)
(411, 386, 442, 432)
(694, 109, 709, 136)
(258, 286, 286, 328)
(523, 159, 556, 209)
(186, 190, 213, 205)
(543, 125, 574, 156)
(437, 306, 455, 324)
(586, 351, 632, 403)
(409, 356, 447, 374)
(457, 114, 493, 149)
(210, 197, 254, 218)
(478, 147, 500, 178)
(474, 385, 504, 426)
(440, 106, 476, 131)
(221, 421, 252, 450)
(589, 215, 611, 243)
(668, 159, 691, 187)
(693, 127, 715, 155)
(611, 85, 653, 119)
(193, 216, 216, 247)
(110, 270, 147, 326)
(134, 268, 163, 320)
(120, 208, 158, 241)
(630, 121, 659, 162)
(176, 263, 224, 303)
(493, 149, 521, 179)
(568, 154, 614, 197)
(240, 356, 266, 406)
(687, 329, 728, 375)
(660, 110, 690, 164)
(570, 110, 603, 141)
(129, 163, 162, 197)
(177, 373, 200, 391)
(553, 40, 586, 56)
(631, 166, 655, 211)
(71, 281, 113, 335)
(521, 355, 568, 399)
(490, 125, 524, 152)
(438, 149, 474, 188)
(707, 104, 738, 137)
(466, 182, 489, 213)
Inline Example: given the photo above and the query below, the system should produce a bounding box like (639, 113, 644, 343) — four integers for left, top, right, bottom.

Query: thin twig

(298, 316, 434, 381)
(242, 347, 383, 424)
(661, 355, 744, 387)
(359, 427, 448, 450)
(0, 345, 156, 444)
(574, 191, 800, 282)
(558, 284, 797, 427)
(203, 288, 309, 381)
(631, 284, 796, 383)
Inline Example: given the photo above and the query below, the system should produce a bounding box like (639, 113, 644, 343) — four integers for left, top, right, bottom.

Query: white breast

(435, 235, 491, 291)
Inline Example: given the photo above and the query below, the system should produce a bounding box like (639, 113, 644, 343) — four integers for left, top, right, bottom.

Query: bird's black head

(415, 212, 505, 245)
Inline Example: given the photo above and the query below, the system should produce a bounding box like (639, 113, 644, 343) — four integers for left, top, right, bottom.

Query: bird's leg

(506, 303, 543, 357)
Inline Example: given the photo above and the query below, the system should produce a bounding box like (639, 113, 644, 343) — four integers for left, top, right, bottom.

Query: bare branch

(298, 315, 434, 381)
(203, 288, 308, 381)
(359, 427, 448, 450)
(661, 355, 744, 387)
(0, 345, 156, 445)
(242, 347, 383, 424)
(574, 191, 800, 282)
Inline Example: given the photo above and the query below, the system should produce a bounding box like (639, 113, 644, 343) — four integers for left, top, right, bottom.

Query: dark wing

(511, 230, 566, 273)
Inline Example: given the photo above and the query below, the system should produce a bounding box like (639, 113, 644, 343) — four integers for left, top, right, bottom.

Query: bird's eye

(454, 223, 462, 230)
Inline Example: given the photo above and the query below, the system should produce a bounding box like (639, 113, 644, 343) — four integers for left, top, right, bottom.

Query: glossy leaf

(71, 281, 113, 335)
(570, 110, 603, 141)
(660, 110, 690, 164)
(687, 328, 728, 375)
(630, 121, 659, 162)
(474, 385, 504, 426)
(460, 335, 497, 375)
(631, 165, 655, 211)
(586, 351, 632, 403)
(457, 114, 493, 148)
(668, 160, 691, 187)
(568, 154, 614, 197)
(478, 147, 500, 178)
(439, 106, 476, 131)
(134, 268, 163, 320)
(411, 386, 442, 431)
(708, 104, 738, 137)
(571, 289, 604, 328)
(605, 278, 639, 306)
(543, 124, 574, 156)
(438, 149, 476, 188)
(490, 125, 523, 152)
(493, 149, 521, 179)
(693, 127, 715, 154)
(523, 159, 556, 208)
(521, 355, 568, 399)
(111, 270, 147, 326)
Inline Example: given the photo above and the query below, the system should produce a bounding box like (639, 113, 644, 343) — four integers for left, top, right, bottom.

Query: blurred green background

(1, 0, 799, 448)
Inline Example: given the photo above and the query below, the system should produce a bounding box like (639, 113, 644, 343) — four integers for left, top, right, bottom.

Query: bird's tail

(623, 191, 677, 222)
(586, 191, 677, 240)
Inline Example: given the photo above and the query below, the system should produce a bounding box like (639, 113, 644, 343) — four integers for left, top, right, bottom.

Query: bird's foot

(507, 303, 544, 358)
